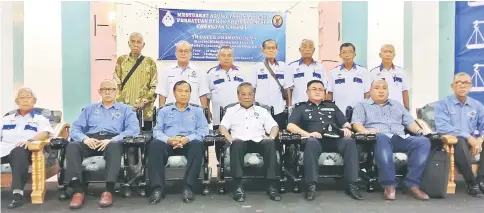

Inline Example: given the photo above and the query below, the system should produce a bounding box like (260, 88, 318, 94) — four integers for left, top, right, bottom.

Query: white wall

(1, 2, 14, 115)
(116, 1, 319, 77)
(367, 0, 404, 69)
(23, 1, 63, 111)
(411, 2, 440, 114)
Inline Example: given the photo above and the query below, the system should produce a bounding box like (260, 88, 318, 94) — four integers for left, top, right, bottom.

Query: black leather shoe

(305, 183, 316, 201)
(468, 184, 484, 198)
(182, 189, 194, 203)
(7, 199, 23, 209)
(478, 181, 484, 194)
(267, 186, 281, 201)
(233, 187, 246, 202)
(149, 189, 165, 204)
(345, 184, 363, 200)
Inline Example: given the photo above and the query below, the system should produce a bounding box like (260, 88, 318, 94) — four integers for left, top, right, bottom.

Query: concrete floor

(2, 178, 484, 213)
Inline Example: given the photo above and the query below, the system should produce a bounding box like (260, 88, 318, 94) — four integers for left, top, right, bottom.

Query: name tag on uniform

(24, 124, 38, 132)
(294, 73, 304, 78)
(335, 78, 345, 84)
(353, 77, 363, 83)
(467, 110, 477, 118)
(313, 72, 321, 79)
(275, 74, 284, 79)
(214, 79, 225, 85)
(2, 124, 16, 130)
(320, 108, 335, 111)
(393, 76, 403, 83)
(258, 74, 268, 79)
(234, 76, 244, 82)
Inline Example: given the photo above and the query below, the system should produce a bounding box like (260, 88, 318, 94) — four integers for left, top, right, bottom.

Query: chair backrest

(416, 102, 438, 131)
(220, 102, 274, 122)
(345, 106, 353, 122)
(153, 103, 208, 128)
(3, 108, 62, 127)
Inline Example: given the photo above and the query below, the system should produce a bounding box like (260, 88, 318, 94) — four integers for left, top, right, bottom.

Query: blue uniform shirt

(70, 102, 140, 143)
(434, 95, 484, 138)
(153, 103, 209, 143)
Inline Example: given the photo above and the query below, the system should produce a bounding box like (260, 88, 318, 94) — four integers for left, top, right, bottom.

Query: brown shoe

(406, 186, 429, 201)
(69, 193, 85, 209)
(99, 192, 113, 208)
(383, 187, 396, 200)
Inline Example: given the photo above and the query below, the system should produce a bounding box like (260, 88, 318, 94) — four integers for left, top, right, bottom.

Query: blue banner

(158, 8, 286, 62)
(455, 1, 484, 102)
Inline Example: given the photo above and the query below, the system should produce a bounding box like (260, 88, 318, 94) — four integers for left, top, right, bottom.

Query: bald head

(100, 79, 117, 88)
(370, 79, 389, 104)
(99, 79, 118, 103)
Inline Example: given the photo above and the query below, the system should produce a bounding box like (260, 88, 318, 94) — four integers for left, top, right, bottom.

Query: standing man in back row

(114, 32, 158, 130)
(156, 40, 210, 109)
(288, 39, 327, 108)
(326, 43, 371, 115)
(369, 44, 410, 110)
(248, 39, 293, 129)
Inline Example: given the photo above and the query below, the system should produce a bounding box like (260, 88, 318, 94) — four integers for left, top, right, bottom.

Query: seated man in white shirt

(219, 82, 281, 202)
(1, 88, 53, 209)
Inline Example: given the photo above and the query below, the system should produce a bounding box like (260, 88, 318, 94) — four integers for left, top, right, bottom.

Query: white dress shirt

(220, 104, 278, 142)
(1, 111, 53, 157)
(369, 64, 410, 106)
(248, 59, 294, 115)
(156, 63, 210, 105)
(207, 64, 248, 125)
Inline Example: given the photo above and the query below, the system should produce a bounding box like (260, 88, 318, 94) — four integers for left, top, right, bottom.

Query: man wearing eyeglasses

(156, 40, 210, 109)
(435, 72, 484, 198)
(65, 80, 140, 209)
(287, 80, 362, 201)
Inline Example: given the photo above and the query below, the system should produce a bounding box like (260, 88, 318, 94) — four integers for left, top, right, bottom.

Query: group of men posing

(1, 32, 484, 210)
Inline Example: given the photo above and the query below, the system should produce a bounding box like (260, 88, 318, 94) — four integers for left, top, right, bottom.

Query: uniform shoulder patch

(322, 100, 335, 104)
(295, 102, 307, 107)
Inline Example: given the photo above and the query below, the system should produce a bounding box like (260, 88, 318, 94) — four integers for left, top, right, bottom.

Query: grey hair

(218, 45, 233, 56)
(100, 79, 117, 88)
(453, 72, 471, 81)
(16, 87, 37, 100)
(380, 44, 395, 51)
(237, 82, 255, 95)
(299, 39, 315, 49)
(129, 32, 144, 42)
(175, 40, 192, 50)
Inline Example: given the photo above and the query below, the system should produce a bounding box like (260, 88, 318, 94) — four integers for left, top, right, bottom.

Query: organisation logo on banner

(455, 1, 484, 102)
(158, 8, 286, 62)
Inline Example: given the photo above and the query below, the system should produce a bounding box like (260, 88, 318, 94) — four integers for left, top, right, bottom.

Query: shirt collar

(379, 63, 395, 71)
(265, 58, 279, 66)
(340, 63, 357, 71)
(216, 64, 238, 71)
(451, 95, 469, 106)
(98, 102, 121, 109)
(175, 62, 194, 70)
(298, 58, 317, 65)
(128, 53, 142, 60)
(307, 100, 322, 106)
(237, 103, 255, 111)
(15, 109, 36, 117)
(170, 104, 192, 112)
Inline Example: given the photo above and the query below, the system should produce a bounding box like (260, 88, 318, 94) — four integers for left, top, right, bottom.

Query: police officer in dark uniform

(287, 80, 362, 201)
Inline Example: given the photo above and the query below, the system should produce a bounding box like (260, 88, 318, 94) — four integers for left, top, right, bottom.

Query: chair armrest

(355, 133, 376, 144)
(414, 119, 433, 136)
(279, 130, 301, 144)
(122, 131, 152, 145)
(53, 122, 70, 139)
(27, 140, 50, 152)
(50, 138, 70, 150)
(441, 135, 458, 145)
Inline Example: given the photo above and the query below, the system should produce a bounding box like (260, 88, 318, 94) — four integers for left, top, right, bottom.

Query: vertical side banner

(455, 1, 484, 102)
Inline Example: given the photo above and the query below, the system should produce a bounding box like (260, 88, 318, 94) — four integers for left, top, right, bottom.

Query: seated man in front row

(434, 72, 484, 197)
(147, 80, 208, 204)
(66, 80, 140, 209)
(219, 82, 281, 202)
(287, 80, 362, 201)
(352, 79, 430, 201)
(1, 88, 54, 209)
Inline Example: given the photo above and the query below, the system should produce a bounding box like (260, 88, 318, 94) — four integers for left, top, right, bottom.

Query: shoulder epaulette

(322, 100, 335, 104)
(295, 102, 307, 107)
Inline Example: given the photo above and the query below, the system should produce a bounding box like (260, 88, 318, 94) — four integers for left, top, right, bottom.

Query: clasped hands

(83, 138, 112, 151)
(168, 136, 190, 149)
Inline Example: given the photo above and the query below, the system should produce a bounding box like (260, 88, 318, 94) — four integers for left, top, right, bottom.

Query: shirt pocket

(184, 114, 197, 130)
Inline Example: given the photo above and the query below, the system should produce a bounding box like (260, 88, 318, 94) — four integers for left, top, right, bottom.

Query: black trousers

(1, 147, 32, 191)
(147, 139, 204, 189)
(302, 137, 359, 185)
(230, 139, 278, 180)
(454, 137, 484, 184)
(64, 134, 123, 183)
